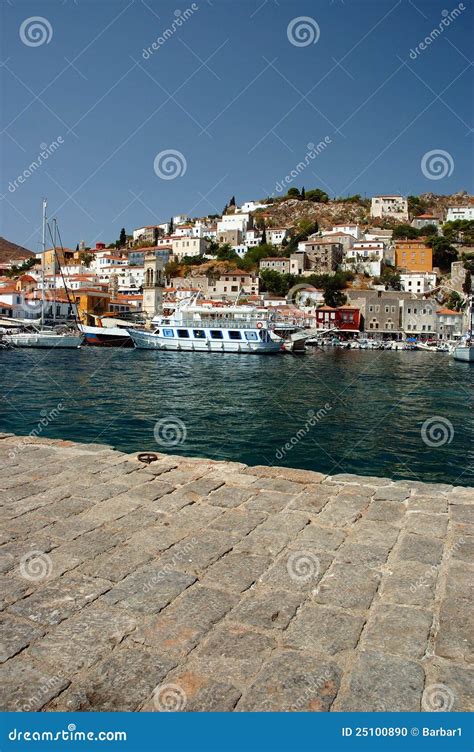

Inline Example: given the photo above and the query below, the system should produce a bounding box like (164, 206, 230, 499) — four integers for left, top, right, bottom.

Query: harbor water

(1, 347, 472, 486)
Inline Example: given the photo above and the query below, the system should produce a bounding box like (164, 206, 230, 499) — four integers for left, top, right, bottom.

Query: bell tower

(142, 252, 164, 320)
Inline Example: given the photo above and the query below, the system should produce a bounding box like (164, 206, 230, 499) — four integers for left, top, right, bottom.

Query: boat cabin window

(228, 331, 242, 340)
(210, 330, 223, 339)
(245, 331, 258, 341)
(193, 330, 205, 339)
(163, 328, 174, 337)
(177, 329, 190, 338)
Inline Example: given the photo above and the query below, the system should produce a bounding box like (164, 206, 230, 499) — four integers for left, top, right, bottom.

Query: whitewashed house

(400, 272, 437, 294)
(370, 195, 409, 221)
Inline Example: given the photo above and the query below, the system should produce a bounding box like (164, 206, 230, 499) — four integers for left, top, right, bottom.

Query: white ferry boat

(128, 298, 284, 354)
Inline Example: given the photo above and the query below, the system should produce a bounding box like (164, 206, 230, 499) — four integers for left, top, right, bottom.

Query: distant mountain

(0, 237, 35, 265)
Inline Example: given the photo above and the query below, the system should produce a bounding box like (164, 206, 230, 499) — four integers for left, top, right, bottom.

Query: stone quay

(0, 433, 472, 712)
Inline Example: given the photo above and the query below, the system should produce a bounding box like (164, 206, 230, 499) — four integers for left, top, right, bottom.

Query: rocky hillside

(0, 237, 34, 265)
(255, 192, 472, 232)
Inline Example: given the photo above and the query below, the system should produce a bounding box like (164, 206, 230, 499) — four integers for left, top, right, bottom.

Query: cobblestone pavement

(1, 433, 472, 712)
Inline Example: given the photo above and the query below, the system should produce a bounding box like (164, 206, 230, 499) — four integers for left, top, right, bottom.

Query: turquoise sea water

(1, 347, 472, 486)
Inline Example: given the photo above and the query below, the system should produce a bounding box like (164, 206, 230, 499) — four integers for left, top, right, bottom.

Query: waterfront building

(399, 271, 437, 293)
(370, 195, 409, 221)
(395, 240, 433, 272)
(346, 290, 408, 338)
(208, 270, 259, 299)
(259, 257, 291, 274)
(436, 308, 464, 340)
(315, 305, 361, 333)
(402, 299, 437, 339)
(73, 289, 111, 325)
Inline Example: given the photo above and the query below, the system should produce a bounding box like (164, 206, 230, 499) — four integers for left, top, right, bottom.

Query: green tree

(462, 270, 472, 296)
(305, 188, 329, 203)
(445, 291, 463, 312)
(301, 186, 306, 200)
(169, 217, 174, 235)
(79, 252, 94, 268)
(418, 224, 438, 237)
(429, 237, 458, 271)
(119, 228, 127, 247)
(216, 244, 240, 262)
(260, 227, 267, 245)
(392, 224, 420, 240)
(287, 187, 300, 198)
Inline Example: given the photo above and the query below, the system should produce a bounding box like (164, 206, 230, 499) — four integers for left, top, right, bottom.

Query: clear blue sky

(1, 0, 473, 251)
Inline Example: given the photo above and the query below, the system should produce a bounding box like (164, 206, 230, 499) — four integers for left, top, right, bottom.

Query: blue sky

(1, 0, 473, 250)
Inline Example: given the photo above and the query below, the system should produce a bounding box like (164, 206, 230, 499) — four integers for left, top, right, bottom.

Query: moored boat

(79, 317, 137, 347)
(450, 295, 473, 363)
(129, 298, 283, 354)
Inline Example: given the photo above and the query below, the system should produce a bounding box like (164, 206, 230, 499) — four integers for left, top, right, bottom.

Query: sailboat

(451, 295, 474, 363)
(4, 200, 84, 349)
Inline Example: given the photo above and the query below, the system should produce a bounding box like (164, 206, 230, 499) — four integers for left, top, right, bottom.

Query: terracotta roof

(436, 308, 461, 315)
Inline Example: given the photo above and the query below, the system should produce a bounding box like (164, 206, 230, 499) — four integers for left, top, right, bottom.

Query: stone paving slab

(0, 433, 472, 713)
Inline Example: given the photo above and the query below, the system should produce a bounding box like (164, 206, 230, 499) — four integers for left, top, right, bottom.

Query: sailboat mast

(40, 198, 47, 329)
(52, 218, 57, 322)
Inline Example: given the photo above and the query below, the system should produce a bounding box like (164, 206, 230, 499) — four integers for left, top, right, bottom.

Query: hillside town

(0, 191, 473, 344)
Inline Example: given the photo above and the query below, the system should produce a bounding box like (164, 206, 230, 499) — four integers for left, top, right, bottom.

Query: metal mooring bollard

(137, 452, 159, 464)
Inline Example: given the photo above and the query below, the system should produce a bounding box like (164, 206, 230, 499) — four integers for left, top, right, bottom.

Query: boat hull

(79, 324, 133, 347)
(452, 345, 474, 362)
(129, 329, 282, 354)
(4, 333, 83, 348)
